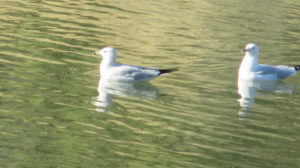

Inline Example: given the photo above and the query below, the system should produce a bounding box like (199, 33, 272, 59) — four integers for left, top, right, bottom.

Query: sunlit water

(1, 0, 300, 167)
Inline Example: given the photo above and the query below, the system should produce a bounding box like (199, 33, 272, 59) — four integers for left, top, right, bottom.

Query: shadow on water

(237, 78, 295, 118)
(92, 79, 159, 112)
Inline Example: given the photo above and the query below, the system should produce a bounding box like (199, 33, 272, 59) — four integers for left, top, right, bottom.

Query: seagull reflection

(93, 79, 159, 112)
(237, 78, 294, 116)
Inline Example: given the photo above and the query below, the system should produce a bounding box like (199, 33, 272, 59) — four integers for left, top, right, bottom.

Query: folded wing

(256, 64, 296, 79)
(109, 65, 161, 81)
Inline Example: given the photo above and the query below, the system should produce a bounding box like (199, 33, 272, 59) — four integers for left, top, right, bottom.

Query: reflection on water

(237, 78, 294, 116)
(93, 79, 158, 112)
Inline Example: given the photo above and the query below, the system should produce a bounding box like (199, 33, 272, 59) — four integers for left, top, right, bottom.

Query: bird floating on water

(238, 43, 300, 80)
(94, 47, 177, 82)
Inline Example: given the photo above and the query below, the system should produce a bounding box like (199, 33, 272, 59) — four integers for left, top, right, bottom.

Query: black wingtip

(295, 65, 300, 71)
(158, 68, 178, 75)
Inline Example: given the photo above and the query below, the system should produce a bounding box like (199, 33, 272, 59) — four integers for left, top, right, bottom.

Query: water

(1, 0, 300, 167)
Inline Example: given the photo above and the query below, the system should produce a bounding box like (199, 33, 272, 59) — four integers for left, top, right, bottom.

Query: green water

(1, 0, 300, 167)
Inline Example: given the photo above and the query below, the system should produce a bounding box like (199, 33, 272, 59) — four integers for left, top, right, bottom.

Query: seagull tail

(294, 65, 300, 71)
(158, 68, 178, 75)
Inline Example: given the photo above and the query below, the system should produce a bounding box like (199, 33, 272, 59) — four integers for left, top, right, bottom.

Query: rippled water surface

(1, 0, 300, 167)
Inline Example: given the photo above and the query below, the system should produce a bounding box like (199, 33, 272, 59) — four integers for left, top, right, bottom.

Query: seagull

(238, 43, 300, 80)
(94, 47, 177, 82)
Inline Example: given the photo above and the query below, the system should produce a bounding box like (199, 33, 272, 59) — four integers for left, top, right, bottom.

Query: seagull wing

(109, 65, 160, 81)
(256, 64, 296, 79)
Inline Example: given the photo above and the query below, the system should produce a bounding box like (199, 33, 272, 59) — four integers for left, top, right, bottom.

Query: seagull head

(243, 43, 259, 56)
(94, 47, 117, 60)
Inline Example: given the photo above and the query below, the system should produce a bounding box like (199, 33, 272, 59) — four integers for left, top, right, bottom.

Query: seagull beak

(242, 48, 248, 53)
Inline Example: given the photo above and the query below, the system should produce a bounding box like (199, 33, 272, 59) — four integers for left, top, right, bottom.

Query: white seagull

(94, 47, 177, 82)
(238, 43, 300, 80)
